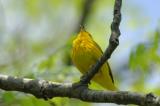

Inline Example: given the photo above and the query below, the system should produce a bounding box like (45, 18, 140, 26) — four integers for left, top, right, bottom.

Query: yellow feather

(71, 28, 117, 91)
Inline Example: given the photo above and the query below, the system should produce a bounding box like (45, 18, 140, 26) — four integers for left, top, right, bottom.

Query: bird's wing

(92, 41, 114, 83)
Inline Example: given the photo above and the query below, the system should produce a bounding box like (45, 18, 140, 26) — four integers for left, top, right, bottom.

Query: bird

(71, 26, 117, 91)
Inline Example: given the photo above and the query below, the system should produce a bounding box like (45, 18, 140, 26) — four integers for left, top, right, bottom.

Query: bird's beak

(80, 25, 86, 32)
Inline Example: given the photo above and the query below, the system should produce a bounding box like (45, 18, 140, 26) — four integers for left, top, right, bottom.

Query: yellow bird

(71, 27, 117, 91)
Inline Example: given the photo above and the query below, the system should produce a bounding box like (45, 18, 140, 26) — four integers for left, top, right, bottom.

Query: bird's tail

(96, 77, 118, 91)
(97, 63, 118, 91)
(100, 79, 118, 91)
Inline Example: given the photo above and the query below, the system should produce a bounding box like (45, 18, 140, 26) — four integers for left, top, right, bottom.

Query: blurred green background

(0, 0, 160, 106)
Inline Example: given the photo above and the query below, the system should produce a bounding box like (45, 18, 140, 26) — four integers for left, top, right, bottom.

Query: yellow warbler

(71, 27, 117, 90)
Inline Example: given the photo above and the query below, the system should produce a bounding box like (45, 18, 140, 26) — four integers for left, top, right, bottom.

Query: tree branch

(0, 74, 160, 106)
(80, 0, 122, 84)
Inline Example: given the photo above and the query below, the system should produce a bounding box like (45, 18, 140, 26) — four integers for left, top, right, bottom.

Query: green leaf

(2, 92, 15, 104)
(38, 55, 56, 71)
(129, 30, 160, 72)
(153, 30, 160, 50)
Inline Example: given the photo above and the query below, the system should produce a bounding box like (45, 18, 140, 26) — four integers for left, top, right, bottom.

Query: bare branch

(0, 74, 160, 106)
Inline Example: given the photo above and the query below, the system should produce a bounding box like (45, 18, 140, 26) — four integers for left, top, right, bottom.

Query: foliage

(129, 30, 160, 93)
(129, 31, 160, 71)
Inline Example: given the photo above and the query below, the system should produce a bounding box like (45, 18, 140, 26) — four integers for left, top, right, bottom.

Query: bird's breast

(72, 38, 96, 73)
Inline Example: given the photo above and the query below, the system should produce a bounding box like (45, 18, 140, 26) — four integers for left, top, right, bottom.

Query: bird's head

(78, 26, 92, 39)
